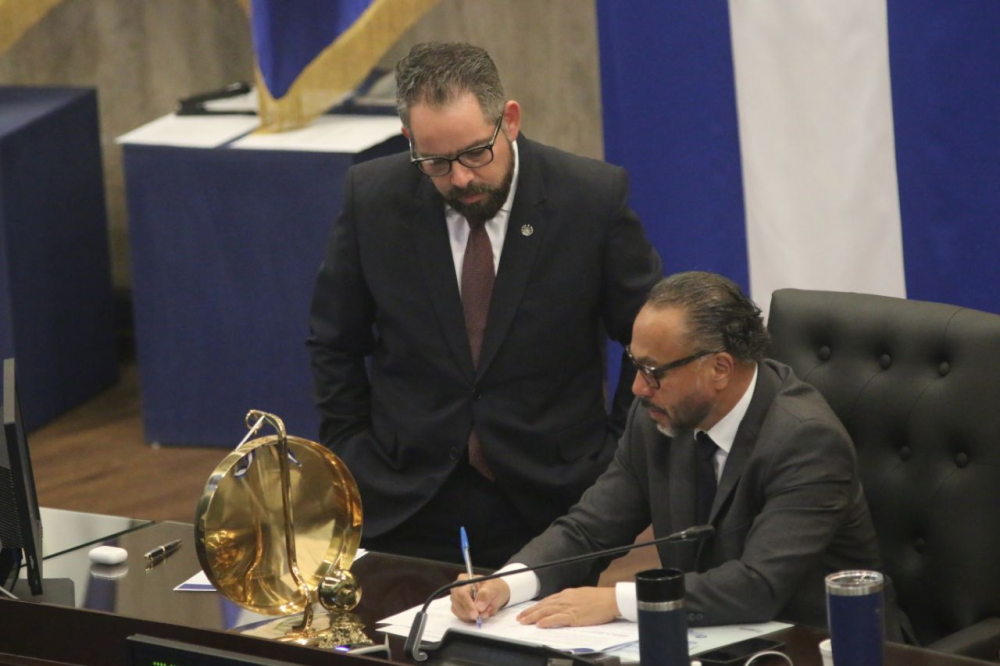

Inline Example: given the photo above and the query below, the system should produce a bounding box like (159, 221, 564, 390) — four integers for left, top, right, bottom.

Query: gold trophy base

(235, 609, 370, 649)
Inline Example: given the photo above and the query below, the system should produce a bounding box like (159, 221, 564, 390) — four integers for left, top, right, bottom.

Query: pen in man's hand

(460, 526, 482, 629)
(144, 538, 182, 569)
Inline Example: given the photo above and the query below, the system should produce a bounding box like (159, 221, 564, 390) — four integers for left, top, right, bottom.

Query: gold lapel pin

(520, 224, 534, 237)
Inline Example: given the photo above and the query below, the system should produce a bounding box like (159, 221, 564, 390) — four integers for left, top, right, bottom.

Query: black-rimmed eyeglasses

(410, 115, 504, 177)
(625, 347, 720, 390)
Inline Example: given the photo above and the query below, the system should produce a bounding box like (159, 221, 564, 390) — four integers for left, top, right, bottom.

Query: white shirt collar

(698, 364, 758, 455)
(501, 138, 519, 213)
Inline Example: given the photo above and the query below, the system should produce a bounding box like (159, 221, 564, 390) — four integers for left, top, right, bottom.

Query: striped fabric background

(596, 0, 1000, 317)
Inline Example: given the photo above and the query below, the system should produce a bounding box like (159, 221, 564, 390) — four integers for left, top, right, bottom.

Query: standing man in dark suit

(307, 42, 662, 567)
(452, 271, 903, 638)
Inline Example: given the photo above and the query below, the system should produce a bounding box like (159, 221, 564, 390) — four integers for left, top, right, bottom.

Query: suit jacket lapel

(475, 138, 547, 377)
(669, 433, 698, 528)
(710, 363, 781, 521)
(667, 432, 700, 571)
(409, 179, 476, 377)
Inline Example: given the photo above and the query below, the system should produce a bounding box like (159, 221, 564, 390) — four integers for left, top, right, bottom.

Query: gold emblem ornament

(195, 411, 365, 646)
(520, 224, 534, 237)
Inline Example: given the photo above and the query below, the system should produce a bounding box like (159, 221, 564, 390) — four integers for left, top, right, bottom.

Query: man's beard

(641, 396, 714, 438)
(444, 150, 514, 224)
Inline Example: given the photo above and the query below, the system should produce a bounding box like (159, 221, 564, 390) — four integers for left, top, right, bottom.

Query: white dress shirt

(502, 366, 759, 622)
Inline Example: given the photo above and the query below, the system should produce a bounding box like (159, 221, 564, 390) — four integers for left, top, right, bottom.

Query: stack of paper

(377, 598, 791, 661)
(378, 597, 639, 654)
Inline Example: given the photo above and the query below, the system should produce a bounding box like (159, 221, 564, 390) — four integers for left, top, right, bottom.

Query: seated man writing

(451, 271, 904, 640)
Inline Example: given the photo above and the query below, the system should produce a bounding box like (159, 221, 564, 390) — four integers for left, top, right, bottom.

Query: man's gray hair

(645, 272, 771, 362)
(395, 42, 505, 130)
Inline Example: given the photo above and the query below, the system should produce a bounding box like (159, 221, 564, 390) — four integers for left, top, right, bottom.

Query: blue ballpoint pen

(460, 526, 482, 629)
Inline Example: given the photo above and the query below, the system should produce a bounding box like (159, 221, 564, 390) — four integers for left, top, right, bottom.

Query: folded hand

(516, 587, 619, 628)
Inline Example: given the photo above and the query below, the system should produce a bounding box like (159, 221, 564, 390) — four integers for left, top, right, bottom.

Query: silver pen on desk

(460, 526, 482, 629)
(144, 538, 182, 569)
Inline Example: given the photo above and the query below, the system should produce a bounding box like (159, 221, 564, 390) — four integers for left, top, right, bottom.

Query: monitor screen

(0, 358, 43, 595)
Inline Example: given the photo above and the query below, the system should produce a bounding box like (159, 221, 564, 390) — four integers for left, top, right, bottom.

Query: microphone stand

(403, 525, 715, 662)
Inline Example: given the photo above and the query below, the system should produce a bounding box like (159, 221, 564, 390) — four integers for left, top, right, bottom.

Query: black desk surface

(0, 520, 988, 665)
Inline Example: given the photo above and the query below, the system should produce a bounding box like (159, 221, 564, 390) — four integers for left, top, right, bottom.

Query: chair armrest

(925, 617, 1000, 660)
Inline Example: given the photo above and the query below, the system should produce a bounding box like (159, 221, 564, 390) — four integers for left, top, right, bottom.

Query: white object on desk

(379, 596, 638, 654)
(88, 545, 128, 565)
(175, 570, 215, 592)
(90, 562, 129, 580)
(379, 597, 791, 661)
(230, 114, 401, 153)
(819, 638, 834, 666)
(116, 113, 260, 149)
(598, 622, 793, 663)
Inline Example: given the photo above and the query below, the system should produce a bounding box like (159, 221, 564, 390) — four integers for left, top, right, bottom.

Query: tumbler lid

(825, 570, 884, 596)
(635, 568, 685, 602)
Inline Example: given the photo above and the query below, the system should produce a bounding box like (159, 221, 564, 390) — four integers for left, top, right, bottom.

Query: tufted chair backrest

(767, 289, 1000, 650)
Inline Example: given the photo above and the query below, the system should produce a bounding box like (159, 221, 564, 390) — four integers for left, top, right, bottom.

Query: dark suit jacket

(512, 360, 901, 634)
(307, 136, 662, 538)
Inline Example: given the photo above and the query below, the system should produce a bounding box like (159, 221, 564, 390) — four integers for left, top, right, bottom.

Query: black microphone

(403, 524, 715, 662)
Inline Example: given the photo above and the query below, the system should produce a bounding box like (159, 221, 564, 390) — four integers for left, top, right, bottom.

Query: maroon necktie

(461, 218, 495, 480)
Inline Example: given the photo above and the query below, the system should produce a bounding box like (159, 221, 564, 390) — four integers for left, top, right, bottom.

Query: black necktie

(695, 432, 719, 525)
(461, 218, 495, 480)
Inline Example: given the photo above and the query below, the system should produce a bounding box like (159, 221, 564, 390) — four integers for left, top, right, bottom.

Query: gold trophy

(194, 410, 366, 647)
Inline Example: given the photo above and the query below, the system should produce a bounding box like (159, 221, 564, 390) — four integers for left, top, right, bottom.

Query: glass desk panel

(22, 520, 464, 639)
(40, 507, 152, 559)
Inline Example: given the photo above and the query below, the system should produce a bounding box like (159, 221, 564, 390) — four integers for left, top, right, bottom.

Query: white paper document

(377, 597, 790, 658)
(174, 570, 215, 592)
(116, 113, 259, 148)
(230, 114, 400, 153)
(201, 90, 258, 114)
(378, 597, 637, 653)
(607, 620, 792, 662)
(174, 549, 367, 592)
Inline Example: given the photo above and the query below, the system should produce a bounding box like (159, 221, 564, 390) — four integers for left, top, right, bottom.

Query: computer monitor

(0, 358, 43, 595)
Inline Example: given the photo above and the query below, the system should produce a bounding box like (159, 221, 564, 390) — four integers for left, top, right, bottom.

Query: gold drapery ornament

(249, 0, 439, 133)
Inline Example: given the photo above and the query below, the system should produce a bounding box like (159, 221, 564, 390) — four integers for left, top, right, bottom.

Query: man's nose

(449, 162, 476, 189)
(631, 371, 651, 397)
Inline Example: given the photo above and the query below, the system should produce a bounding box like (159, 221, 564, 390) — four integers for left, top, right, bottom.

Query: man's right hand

(449, 574, 511, 623)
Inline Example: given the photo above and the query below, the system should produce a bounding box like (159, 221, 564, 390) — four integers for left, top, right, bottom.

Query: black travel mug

(636, 568, 688, 665)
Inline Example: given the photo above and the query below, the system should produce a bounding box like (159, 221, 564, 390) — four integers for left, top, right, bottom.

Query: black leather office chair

(768, 289, 1000, 660)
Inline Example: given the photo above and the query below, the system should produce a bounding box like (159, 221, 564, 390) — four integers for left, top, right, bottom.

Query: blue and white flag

(597, 0, 1000, 315)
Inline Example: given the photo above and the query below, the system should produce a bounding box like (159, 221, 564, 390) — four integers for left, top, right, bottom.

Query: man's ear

(711, 352, 736, 387)
(401, 125, 410, 139)
(502, 100, 521, 141)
